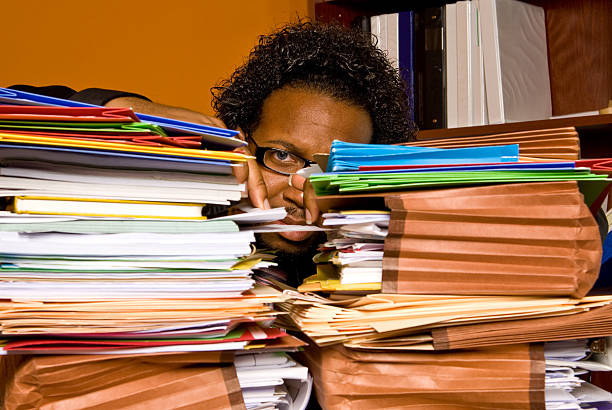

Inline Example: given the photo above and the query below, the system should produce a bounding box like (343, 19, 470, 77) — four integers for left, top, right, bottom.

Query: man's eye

(263, 148, 305, 173)
(271, 150, 298, 163)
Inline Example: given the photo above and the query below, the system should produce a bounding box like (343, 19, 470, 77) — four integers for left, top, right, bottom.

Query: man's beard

(255, 232, 324, 288)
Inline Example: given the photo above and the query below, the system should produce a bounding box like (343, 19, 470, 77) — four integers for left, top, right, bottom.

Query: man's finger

(303, 179, 320, 225)
(232, 147, 250, 184)
(247, 157, 270, 209)
(289, 174, 306, 191)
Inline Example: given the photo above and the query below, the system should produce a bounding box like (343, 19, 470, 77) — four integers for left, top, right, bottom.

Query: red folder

(3, 327, 286, 352)
(0, 105, 140, 122)
(0, 129, 202, 148)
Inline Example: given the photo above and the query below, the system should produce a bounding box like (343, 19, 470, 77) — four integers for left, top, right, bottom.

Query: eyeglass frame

(247, 135, 317, 176)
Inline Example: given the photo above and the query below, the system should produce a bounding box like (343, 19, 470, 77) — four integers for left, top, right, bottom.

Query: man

(9, 21, 416, 286)
(211, 21, 416, 284)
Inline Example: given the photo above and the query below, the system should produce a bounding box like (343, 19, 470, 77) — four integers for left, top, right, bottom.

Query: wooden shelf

(416, 113, 612, 139)
(315, 0, 612, 119)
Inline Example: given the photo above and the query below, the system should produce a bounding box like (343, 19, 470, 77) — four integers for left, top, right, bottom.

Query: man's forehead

(255, 88, 373, 156)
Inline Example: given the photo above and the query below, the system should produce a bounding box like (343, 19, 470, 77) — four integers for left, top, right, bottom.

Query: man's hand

(105, 97, 225, 128)
(301, 175, 320, 225)
(233, 144, 270, 210)
(233, 146, 320, 225)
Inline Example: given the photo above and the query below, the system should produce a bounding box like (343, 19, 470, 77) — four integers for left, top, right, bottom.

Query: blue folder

(0, 87, 246, 149)
(351, 162, 578, 174)
(327, 140, 520, 172)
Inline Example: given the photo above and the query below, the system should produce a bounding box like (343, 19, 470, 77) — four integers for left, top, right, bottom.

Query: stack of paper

(545, 339, 612, 409)
(235, 352, 312, 410)
(299, 210, 388, 293)
(297, 133, 612, 408)
(305, 181, 605, 299)
(0, 104, 307, 356)
(0, 217, 300, 353)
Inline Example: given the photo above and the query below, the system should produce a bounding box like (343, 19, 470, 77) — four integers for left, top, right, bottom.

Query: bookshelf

(315, 0, 612, 158)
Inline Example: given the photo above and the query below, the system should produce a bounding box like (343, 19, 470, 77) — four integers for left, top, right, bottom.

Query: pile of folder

(0, 102, 300, 351)
(0, 105, 248, 211)
(300, 338, 612, 409)
(287, 133, 612, 407)
(0, 96, 313, 408)
(284, 291, 612, 347)
(301, 137, 611, 299)
(312, 140, 610, 204)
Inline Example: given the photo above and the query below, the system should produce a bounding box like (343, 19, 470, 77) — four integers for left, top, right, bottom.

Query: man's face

(249, 85, 373, 255)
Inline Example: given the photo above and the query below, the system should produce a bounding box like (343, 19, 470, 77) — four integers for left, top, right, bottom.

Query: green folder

(310, 169, 609, 197)
(0, 120, 166, 135)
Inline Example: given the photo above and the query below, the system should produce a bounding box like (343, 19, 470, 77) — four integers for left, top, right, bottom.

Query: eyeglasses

(248, 136, 317, 176)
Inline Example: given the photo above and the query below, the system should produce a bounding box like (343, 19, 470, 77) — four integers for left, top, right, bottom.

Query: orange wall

(2, 0, 314, 115)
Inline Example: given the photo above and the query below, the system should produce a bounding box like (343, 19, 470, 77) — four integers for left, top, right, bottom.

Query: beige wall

(2, 0, 314, 115)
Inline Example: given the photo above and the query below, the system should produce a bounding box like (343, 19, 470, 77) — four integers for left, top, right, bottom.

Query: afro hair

(211, 21, 416, 145)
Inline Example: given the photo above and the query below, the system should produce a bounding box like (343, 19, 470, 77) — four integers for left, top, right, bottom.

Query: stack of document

(303, 180, 604, 299)
(299, 339, 612, 409)
(299, 210, 388, 293)
(0, 214, 300, 353)
(235, 352, 312, 410)
(295, 133, 612, 408)
(282, 291, 612, 347)
(0, 106, 250, 213)
(0, 103, 304, 355)
(545, 339, 612, 409)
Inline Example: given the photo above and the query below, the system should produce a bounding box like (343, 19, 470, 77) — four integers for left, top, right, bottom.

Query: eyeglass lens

(263, 149, 306, 174)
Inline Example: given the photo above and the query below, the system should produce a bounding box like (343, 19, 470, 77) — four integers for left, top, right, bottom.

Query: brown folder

(299, 343, 544, 409)
(382, 181, 602, 298)
(1, 352, 244, 410)
(432, 302, 612, 350)
(405, 127, 581, 161)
